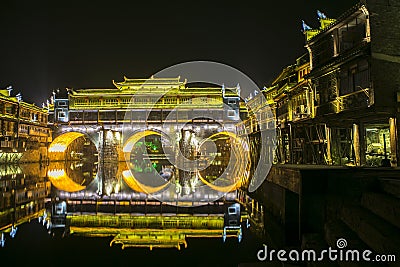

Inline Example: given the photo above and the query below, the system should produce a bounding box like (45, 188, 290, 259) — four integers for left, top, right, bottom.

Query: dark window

(338, 14, 366, 53)
(228, 207, 236, 215)
(227, 110, 235, 117)
(229, 220, 237, 225)
(84, 111, 98, 122)
(58, 101, 67, 107)
(339, 60, 370, 96)
(311, 37, 335, 68)
(99, 111, 116, 121)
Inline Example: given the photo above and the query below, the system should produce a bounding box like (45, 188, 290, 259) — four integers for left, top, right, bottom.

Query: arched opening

(197, 131, 250, 192)
(122, 130, 172, 194)
(48, 132, 98, 162)
(48, 132, 98, 192)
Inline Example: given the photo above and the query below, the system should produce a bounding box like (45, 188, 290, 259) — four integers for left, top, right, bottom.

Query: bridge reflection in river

(0, 162, 265, 266)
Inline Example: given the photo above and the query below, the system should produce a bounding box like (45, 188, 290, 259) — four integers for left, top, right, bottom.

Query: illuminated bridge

(47, 76, 250, 202)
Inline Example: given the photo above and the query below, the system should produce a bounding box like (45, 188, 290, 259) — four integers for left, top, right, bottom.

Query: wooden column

(353, 123, 361, 166)
(359, 122, 366, 166)
(325, 126, 332, 165)
(389, 117, 398, 167)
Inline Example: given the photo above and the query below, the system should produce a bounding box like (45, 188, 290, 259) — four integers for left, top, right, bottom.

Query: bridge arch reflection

(47, 161, 97, 192)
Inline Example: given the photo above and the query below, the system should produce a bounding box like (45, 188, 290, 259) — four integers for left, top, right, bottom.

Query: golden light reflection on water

(47, 169, 86, 192)
(47, 161, 97, 192)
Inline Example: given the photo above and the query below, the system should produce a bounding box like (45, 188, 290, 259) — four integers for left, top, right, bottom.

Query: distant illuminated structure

(236, 54, 310, 175)
(43, 77, 245, 249)
(50, 76, 241, 125)
(0, 87, 51, 163)
(48, 76, 243, 164)
(47, 76, 246, 198)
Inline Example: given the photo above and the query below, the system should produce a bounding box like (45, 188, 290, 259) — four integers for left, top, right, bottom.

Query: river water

(0, 162, 265, 267)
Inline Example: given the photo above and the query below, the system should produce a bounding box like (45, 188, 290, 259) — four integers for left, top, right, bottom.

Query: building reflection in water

(46, 153, 244, 249)
(0, 125, 263, 250)
(0, 161, 257, 250)
(0, 164, 51, 246)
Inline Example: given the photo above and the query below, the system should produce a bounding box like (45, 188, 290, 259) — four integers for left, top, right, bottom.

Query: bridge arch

(122, 129, 166, 154)
(48, 130, 99, 161)
(197, 131, 250, 192)
(122, 129, 172, 194)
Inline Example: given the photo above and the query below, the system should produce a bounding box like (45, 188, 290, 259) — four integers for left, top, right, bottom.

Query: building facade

(51, 76, 241, 126)
(241, 1, 399, 167)
(47, 77, 245, 197)
(304, 1, 399, 167)
(0, 89, 51, 163)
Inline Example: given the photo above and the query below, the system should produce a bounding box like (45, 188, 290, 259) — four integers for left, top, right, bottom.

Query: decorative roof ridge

(271, 64, 298, 85)
(122, 76, 182, 82)
(306, 1, 365, 43)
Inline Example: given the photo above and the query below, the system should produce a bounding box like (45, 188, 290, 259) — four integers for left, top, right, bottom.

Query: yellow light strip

(48, 132, 84, 152)
(47, 168, 86, 192)
(122, 170, 169, 194)
(198, 131, 249, 192)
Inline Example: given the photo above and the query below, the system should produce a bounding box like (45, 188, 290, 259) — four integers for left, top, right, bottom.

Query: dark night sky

(0, 0, 358, 105)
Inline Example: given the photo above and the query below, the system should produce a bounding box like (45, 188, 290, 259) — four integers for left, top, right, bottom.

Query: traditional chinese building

(48, 76, 242, 163)
(237, 54, 311, 167)
(270, 54, 312, 164)
(302, 1, 399, 167)
(245, 1, 399, 167)
(0, 88, 51, 163)
(47, 77, 245, 199)
(51, 76, 241, 125)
